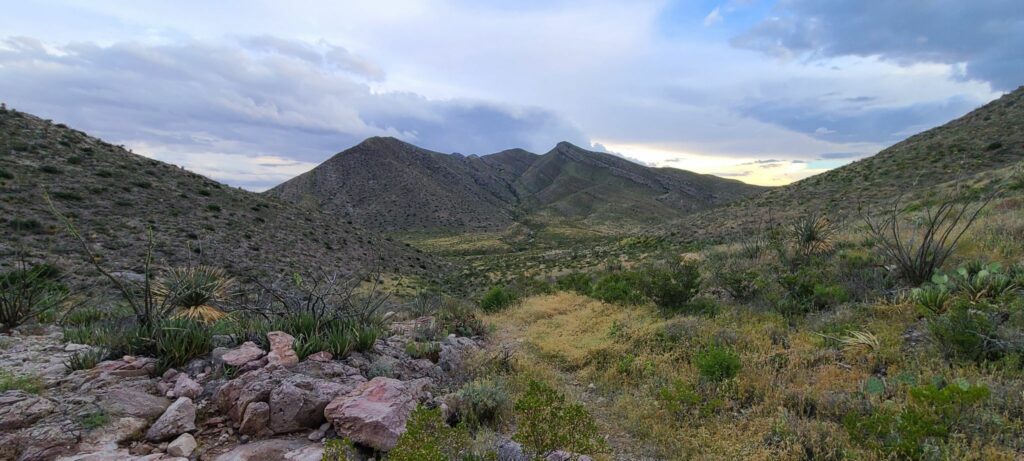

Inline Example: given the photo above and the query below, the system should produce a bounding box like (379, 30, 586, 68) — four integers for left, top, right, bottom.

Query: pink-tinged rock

(0, 391, 55, 431)
(268, 374, 360, 434)
(306, 351, 332, 362)
(238, 401, 270, 436)
(324, 377, 417, 451)
(145, 397, 196, 442)
(222, 342, 266, 367)
(172, 374, 202, 399)
(266, 331, 299, 367)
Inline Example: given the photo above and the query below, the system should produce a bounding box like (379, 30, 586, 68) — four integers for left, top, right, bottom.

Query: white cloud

(703, 7, 723, 26)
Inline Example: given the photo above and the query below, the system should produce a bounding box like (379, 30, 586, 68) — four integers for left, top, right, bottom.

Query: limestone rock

(221, 342, 266, 367)
(145, 397, 196, 442)
(166, 433, 197, 457)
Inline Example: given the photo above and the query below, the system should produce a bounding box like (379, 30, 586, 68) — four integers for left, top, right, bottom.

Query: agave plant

(155, 265, 234, 323)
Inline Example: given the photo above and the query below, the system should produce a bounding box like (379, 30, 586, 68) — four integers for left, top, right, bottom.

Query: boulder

(305, 351, 332, 362)
(212, 438, 320, 461)
(439, 336, 479, 373)
(97, 386, 172, 421)
(221, 342, 266, 367)
(323, 377, 417, 451)
(268, 374, 359, 434)
(145, 397, 196, 442)
(266, 331, 299, 367)
(239, 401, 270, 436)
(215, 368, 285, 422)
(172, 374, 202, 399)
(2, 421, 78, 461)
(166, 433, 197, 457)
(0, 391, 56, 431)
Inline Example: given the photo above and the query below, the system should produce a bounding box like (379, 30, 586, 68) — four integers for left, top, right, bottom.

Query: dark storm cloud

(0, 36, 586, 188)
(737, 94, 979, 143)
(732, 0, 1024, 90)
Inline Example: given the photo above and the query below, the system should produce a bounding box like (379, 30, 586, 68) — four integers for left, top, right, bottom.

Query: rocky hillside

(676, 85, 1024, 241)
(0, 108, 439, 278)
(268, 138, 766, 233)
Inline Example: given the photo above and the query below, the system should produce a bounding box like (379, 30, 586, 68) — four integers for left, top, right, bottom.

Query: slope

(0, 108, 440, 279)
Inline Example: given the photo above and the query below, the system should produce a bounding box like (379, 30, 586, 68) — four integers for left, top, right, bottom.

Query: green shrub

(712, 265, 760, 301)
(911, 284, 951, 317)
(928, 302, 1002, 363)
(556, 272, 592, 294)
(79, 410, 111, 429)
(0, 370, 43, 393)
(406, 341, 441, 361)
(683, 296, 721, 317)
(154, 318, 212, 371)
(0, 263, 68, 332)
(513, 380, 607, 458)
(776, 269, 849, 316)
(452, 378, 512, 430)
(590, 272, 644, 305)
(322, 438, 359, 461)
(694, 345, 741, 382)
(480, 286, 519, 313)
(389, 406, 473, 461)
(63, 321, 153, 357)
(436, 299, 487, 337)
(844, 380, 989, 459)
(351, 322, 383, 352)
(64, 348, 109, 371)
(642, 263, 701, 313)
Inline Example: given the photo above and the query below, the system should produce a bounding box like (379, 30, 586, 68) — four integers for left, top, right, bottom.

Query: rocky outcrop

(0, 391, 56, 431)
(266, 332, 299, 368)
(210, 438, 322, 461)
(166, 433, 196, 458)
(220, 342, 265, 367)
(323, 377, 418, 451)
(145, 397, 196, 442)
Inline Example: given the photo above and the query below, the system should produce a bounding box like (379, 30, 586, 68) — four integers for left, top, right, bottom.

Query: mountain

(0, 108, 440, 279)
(675, 85, 1024, 241)
(268, 139, 766, 233)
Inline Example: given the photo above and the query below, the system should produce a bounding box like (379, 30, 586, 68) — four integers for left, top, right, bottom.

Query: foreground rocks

(324, 377, 418, 451)
(0, 318, 486, 460)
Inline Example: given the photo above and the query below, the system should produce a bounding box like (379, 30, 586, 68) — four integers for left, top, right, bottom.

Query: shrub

(911, 283, 951, 317)
(513, 380, 607, 458)
(64, 348, 109, 371)
(683, 296, 721, 316)
(642, 263, 701, 313)
(556, 272, 592, 294)
(480, 286, 519, 313)
(322, 438, 359, 461)
(406, 341, 441, 361)
(0, 262, 68, 332)
(862, 193, 991, 285)
(351, 322, 383, 352)
(694, 345, 741, 382)
(928, 302, 1003, 363)
(844, 380, 989, 459)
(590, 272, 644, 305)
(0, 370, 43, 393)
(79, 410, 111, 430)
(389, 406, 473, 461)
(776, 269, 849, 316)
(155, 265, 233, 323)
(452, 378, 512, 430)
(436, 299, 487, 337)
(153, 318, 212, 371)
(712, 264, 760, 301)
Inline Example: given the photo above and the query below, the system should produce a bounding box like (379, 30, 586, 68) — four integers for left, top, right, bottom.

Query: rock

(56, 449, 166, 460)
(236, 357, 268, 374)
(64, 343, 91, 352)
(2, 421, 78, 461)
(547, 451, 594, 461)
(496, 438, 529, 461)
(212, 334, 235, 348)
(93, 356, 158, 378)
(211, 438, 319, 461)
(215, 368, 284, 422)
(221, 342, 266, 367)
(166, 433, 197, 457)
(307, 422, 330, 441)
(97, 386, 172, 421)
(0, 391, 56, 431)
(77, 417, 148, 453)
(439, 336, 479, 373)
(268, 374, 358, 434)
(145, 397, 196, 442)
(266, 331, 299, 367)
(239, 401, 270, 436)
(305, 351, 332, 362)
(172, 374, 202, 399)
(324, 377, 417, 451)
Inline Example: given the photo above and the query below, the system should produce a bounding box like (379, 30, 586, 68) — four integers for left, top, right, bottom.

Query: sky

(0, 1, 1019, 190)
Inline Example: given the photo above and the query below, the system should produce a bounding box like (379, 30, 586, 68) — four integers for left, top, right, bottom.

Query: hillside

(0, 108, 440, 279)
(676, 85, 1024, 241)
(269, 138, 766, 233)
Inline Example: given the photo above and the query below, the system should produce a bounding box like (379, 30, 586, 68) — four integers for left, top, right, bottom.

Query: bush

(452, 378, 512, 430)
(153, 318, 212, 371)
(0, 262, 68, 332)
(556, 272, 592, 294)
(155, 265, 233, 323)
(642, 263, 701, 313)
(436, 299, 487, 337)
(928, 302, 1003, 363)
(513, 380, 607, 458)
(911, 284, 951, 317)
(844, 380, 989, 459)
(590, 272, 644, 305)
(64, 348, 109, 371)
(480, 286, 518, 313)
(694, 345, 741, 382)
(406, 341, 441, 361)
(388, 406, 473, 461)
(776, 269, 849, 317)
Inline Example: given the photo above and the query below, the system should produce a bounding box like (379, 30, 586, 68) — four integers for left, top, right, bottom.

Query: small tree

(861, 191, 992, 285)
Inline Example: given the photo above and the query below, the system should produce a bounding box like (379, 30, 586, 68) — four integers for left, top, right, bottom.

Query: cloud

(0, 35, 587, 189)
(818, 152, 860, 159)
(703, 7, 723, 26)
(732, 0, 1024, 90)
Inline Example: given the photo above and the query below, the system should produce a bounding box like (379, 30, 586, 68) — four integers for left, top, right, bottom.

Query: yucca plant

(322, 322, 355, 357)
(789, 212, 837, 260)
(839, 330, 881, 354)
(0, 259, 69, 332)
(155, 265, 234, 323)
(64, 347, 109, 371)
